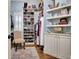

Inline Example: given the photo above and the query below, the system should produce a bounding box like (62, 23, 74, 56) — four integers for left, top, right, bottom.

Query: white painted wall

(11, 0, 41, 39)
(11, 0, 40, 31)
(11, 0, 40, 13)
(13, 12, 23, 31)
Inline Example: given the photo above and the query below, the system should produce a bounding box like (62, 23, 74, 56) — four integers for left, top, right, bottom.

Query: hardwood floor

(25, 44, 58, 59)
(12, 43, 58, 59)
(35, 45, 58, 59)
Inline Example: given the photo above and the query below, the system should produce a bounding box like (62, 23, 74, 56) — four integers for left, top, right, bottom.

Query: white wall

(11, 0, 40, 31)
(11, 1, 24, 32)
(11, 0, 41, 39)
(11, 1, 24, 13)
(11, 0, 40, 13)
(13, 12, 23, 31)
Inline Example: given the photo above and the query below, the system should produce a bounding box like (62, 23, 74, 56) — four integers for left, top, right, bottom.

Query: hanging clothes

(36, 10, 43, 45)
(36, 13, 41, 45)
(39, 17, 44, 46)
(37, 14, 41, 36)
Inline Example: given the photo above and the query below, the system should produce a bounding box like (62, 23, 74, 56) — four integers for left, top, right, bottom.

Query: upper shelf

(47, 4, 71, 12)
(47, 24, 71, 27)
(46, 14, 71, 20)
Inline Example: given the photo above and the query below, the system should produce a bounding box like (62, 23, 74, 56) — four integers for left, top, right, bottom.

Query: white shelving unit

(47, 4, 71, 12)
(46, 14, 71, 20)
(46, 4, 71, 33)
(44, 1, 71, 59)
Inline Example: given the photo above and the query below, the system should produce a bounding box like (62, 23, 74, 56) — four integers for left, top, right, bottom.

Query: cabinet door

(48, 35, 53, 55)
(53, 34, 58, 57)
(59, 35, 71, 59)
(44, 34, 51, 55)
(50, 34, 55, 56)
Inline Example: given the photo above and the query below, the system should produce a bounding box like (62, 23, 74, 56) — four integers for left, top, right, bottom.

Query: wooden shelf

(47, 4, 71, 12)
(46, 14, 71, 20)
(47, 24, 71, 27)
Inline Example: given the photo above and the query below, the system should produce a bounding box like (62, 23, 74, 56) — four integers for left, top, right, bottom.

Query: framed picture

(61, 8, 68, 15)
(59, 18, 68, 24)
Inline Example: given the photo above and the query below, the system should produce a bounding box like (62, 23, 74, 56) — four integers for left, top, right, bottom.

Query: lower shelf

(24, 38, 34, 42)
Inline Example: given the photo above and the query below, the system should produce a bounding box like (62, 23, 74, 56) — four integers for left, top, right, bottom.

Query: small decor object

(27, 4, 33, 12)
(27, 5, 32, 9)
(54, 27, 63, 33)
(55, 2, 59, 7)
(27, 4, 32, 9)
(48, 4, 53, 9)
(59, 18, 68, 24)
(40, 10, 43, 16)
(51, 0, 55, 7)
(48, 0, 55, 9)
(38, 2, 43, 10)
(32, 4, 36, 9)
(61, 8, 68, 15)
(69, 20, 71, 24)
(24, 2, 28, 8)
(68, 8, 71, 14)
(66, 0, 71, 4)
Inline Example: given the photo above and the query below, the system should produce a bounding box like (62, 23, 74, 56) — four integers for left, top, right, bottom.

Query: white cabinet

(44, 33, 71, 59)
(44, 33, 57, 57)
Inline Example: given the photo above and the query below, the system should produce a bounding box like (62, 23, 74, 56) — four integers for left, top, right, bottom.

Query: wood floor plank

(35, 45, 58, 59)
(12, 44, 58, 59)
